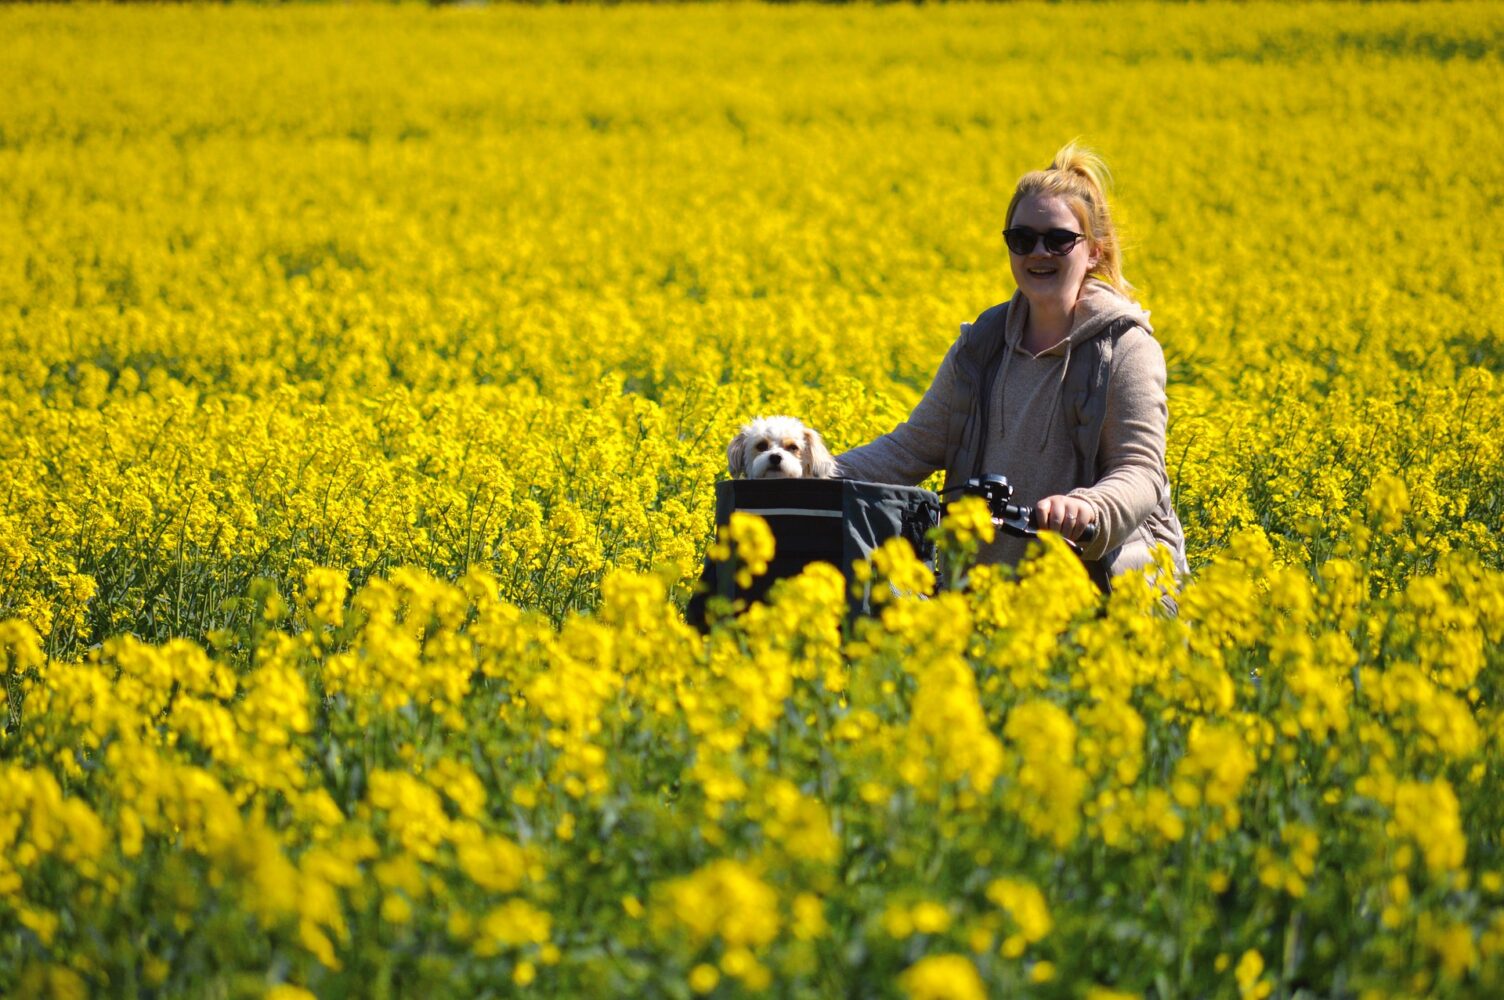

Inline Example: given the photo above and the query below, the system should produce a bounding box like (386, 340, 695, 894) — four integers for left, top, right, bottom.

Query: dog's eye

(784, 441, 800, 453)
(755, 441, 769, 452)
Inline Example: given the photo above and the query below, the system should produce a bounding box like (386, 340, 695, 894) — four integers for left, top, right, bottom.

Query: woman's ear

(804, 427, 839, 479)
(727, 428, 750, 477)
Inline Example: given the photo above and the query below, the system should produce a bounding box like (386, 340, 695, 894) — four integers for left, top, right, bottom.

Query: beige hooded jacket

(837, 280, 1179, 575)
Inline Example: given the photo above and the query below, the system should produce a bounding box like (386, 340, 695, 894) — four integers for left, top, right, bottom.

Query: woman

(837, 142, 1187, 589)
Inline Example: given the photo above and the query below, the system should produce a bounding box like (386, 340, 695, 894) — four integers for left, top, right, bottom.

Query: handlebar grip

(1024, 506, 1100, 546)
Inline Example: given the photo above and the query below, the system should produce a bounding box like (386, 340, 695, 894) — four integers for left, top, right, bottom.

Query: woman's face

(1007, 194, 1099, 309)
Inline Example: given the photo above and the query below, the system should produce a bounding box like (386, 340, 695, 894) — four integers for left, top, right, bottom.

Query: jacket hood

(1011, 278, 1153, 356)
(998, 278, 1153, 451)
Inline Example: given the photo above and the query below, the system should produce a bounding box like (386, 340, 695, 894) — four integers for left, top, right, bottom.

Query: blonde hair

(1006, 140, 1133, 299)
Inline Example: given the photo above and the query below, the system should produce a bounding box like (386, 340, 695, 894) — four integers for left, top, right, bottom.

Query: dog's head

(727, 415, 839, 480)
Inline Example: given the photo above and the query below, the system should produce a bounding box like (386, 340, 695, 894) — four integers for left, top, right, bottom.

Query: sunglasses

(1002, 226, 1084, 257)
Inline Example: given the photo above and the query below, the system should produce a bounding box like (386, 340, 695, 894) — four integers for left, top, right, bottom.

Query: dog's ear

(727, 427, 751, 478)
(804, 426, 839, 479)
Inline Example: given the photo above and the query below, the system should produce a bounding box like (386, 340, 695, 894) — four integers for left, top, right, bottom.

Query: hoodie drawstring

(993, 334, 1017, 439)
(1039, 337, 1072, 452)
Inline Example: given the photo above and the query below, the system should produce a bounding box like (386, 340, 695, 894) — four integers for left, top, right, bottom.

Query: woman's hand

(1034, 495, 1097, 543)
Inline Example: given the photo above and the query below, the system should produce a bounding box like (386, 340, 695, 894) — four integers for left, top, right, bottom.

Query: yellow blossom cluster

(3, 3, 1504, 998)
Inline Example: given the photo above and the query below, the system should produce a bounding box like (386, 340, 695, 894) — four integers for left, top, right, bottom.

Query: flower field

(3, 2, 1503, 997)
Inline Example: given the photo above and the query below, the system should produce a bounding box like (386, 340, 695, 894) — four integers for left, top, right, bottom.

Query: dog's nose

(768, 453, 782, 466)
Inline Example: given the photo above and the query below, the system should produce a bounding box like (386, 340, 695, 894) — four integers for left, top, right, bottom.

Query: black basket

(686, 478, 941, 630)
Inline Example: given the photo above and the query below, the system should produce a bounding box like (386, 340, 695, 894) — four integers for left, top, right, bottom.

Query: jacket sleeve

(835, 339, 960, 487)
(1071, 331, 1170, 561)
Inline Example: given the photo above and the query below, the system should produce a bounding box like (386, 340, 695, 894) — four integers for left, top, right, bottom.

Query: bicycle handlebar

(940, 475, 1099, 550)
(1002, 501, 1100, 546)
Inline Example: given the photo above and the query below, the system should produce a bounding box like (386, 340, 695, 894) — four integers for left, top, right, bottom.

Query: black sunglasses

(1002, 226, 1084, 257)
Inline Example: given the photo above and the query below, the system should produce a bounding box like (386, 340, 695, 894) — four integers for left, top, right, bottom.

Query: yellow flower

(265, 988, 318, 1000)
(3, 8, 1503, 998)
(1389, 779, 1466, 875)
(474, 900, 552, 957)
(938, 495, 996, 549)
(792, 893, 826, 940)
(689, 963, 719, 994)
(910, 900, 952, 935)
(1171, 722, 1255, 838)
(1418, 913, 1476, 979)
(898, 954, 987, 1000)
(380, 894, 413, 925)
(712, 512, 776, 588)
(300, 566, 350, 629)
(1003, 700, 1086, 848)
(882, 903, 915, 940)
(1365, 473, 1410, 533)
(456, 832, 528, 893)
(752, 779, 839, 864)
(985, 877, 1052, 945)
(655, 859, 779, 950)
(868, 536, 937, 601)
(1235, 950, 1273, 1000)
(1085, 989, 1141, 1000)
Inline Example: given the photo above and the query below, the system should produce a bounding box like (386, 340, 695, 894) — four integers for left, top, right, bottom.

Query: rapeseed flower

(1, 4, 1502, 996)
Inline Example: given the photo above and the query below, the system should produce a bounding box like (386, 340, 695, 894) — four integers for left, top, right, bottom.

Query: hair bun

(1049, 140, 1112, 202)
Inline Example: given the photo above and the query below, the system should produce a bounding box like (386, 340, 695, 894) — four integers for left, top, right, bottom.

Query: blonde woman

(837, 142, 1187, 590)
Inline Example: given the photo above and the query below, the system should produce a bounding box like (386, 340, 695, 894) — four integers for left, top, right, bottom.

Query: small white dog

(727, 415, 840, 480)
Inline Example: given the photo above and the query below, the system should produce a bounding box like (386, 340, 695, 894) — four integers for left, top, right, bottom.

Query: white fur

(727, 415, 839, 480)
